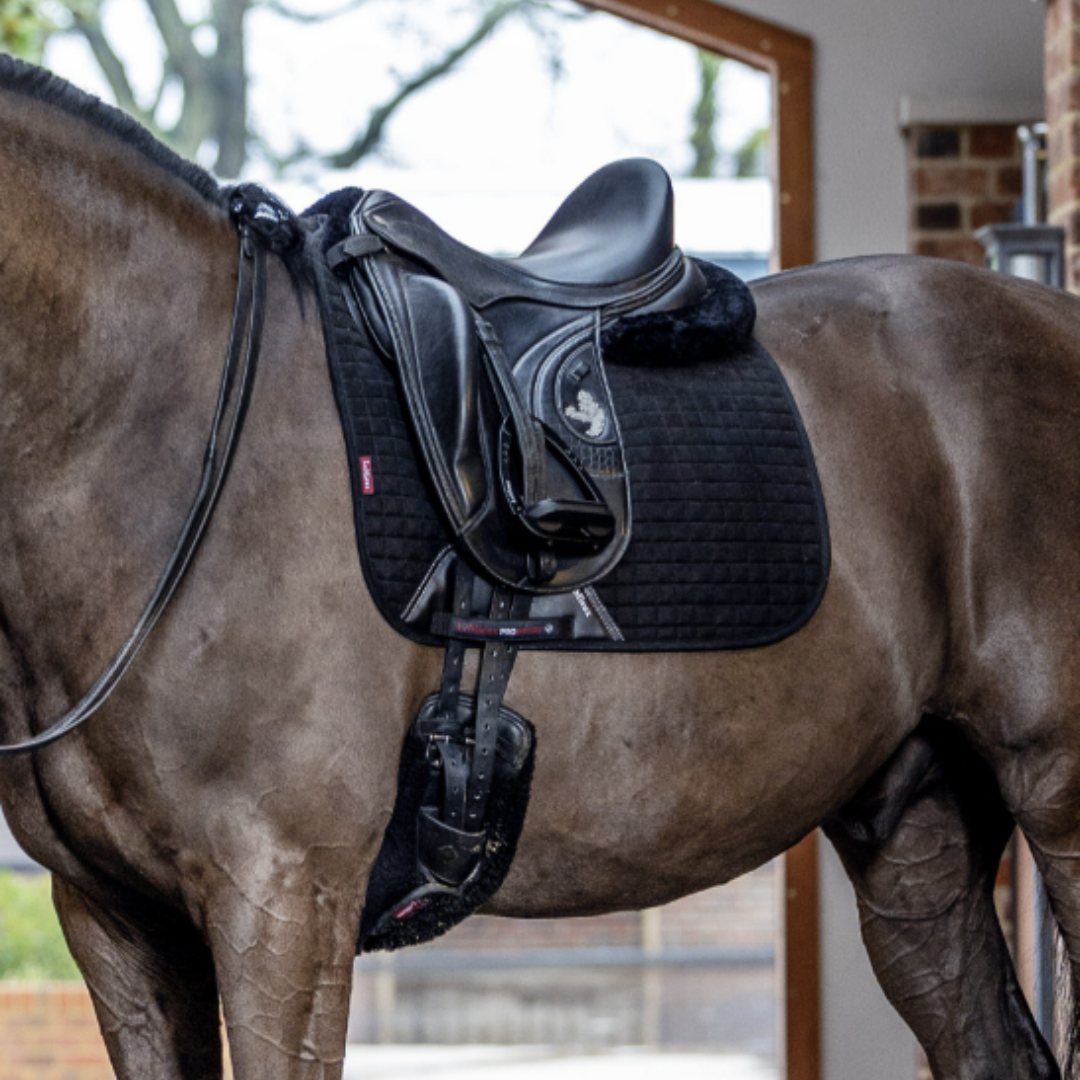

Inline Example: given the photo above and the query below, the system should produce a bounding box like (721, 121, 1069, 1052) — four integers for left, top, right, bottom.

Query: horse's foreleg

(825, 723, 1059, 1080)
(204, 857, 365, 1080)
(52, 877, 223, 1080)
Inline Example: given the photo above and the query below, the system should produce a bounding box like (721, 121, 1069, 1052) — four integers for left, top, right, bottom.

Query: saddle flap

(362, 258, 489, 531)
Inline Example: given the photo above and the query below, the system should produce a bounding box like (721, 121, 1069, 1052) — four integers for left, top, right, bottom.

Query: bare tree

(688, 48, 723, 178)
(59, 0, 572, 177)
(734, 125, 768, 178)
(688, 48, 769, 180)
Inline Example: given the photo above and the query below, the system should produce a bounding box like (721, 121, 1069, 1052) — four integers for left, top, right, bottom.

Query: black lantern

(976, 222, 1065, 288)
(977, 123, 1065, 289)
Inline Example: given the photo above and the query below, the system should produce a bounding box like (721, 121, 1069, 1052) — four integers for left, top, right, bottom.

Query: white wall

(717, 0, 1046, 261)
(818, 842, 914, 1080)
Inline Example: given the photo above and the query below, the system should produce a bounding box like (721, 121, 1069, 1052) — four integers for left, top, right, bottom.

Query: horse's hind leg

(52, 877, 222, 1080)
(825, 722, 1058, 1080)
(1004, 757, 1080, 1076)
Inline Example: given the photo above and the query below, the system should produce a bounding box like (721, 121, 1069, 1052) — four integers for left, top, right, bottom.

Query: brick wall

(1047, 0, 1080, 289)
(0, 983, 110, 1080)
(906, 124, 1023, 264)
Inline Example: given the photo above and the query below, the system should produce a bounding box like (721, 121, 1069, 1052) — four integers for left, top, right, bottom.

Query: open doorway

(37, 2, 816, 1077)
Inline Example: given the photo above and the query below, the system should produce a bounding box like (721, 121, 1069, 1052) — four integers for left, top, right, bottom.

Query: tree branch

(142, 0, 203, 85)
(256, 0, 370, 24)
(324, 0, 527, 170)
(71, 14, 149, 123)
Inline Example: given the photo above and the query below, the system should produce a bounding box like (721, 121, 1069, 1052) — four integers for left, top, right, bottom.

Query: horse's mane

(0, 54, 223, 206)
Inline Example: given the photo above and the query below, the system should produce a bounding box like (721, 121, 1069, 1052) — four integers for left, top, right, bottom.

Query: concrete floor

(343, 1046, 776, 1079)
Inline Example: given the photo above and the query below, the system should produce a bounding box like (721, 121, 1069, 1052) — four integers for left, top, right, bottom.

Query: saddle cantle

(328, 159, 708, 593)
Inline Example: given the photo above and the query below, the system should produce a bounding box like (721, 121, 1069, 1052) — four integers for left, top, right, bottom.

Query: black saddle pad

(312, 230, 829, 652)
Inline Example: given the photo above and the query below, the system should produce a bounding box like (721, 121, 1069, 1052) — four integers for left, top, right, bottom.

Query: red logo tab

(360, 456, 375, 495)
(393, 898, 428, 921)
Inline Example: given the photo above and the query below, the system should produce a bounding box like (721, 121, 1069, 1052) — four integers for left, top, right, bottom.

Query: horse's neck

(0, 94, 238, 712)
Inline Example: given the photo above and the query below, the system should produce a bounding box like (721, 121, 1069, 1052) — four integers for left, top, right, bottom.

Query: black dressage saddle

(328, 159, 707, 593)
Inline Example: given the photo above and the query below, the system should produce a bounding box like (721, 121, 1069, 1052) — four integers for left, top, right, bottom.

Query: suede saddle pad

(309, 214, 830, 652)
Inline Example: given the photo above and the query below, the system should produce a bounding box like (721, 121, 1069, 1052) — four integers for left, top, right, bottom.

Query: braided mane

(0, 53, 223, 205)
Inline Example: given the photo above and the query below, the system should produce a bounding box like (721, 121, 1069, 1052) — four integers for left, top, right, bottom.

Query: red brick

(1048, 115, 1080, 171)
(915, 238, 987, 265)
(1044, 22, 1080, 75)
(1046, 75, 1080, 124)
(969, 125, 1019, 159)
(1045, 0, 1067, 38)
(0, 984, 109, 1079)
(970, 201, 1017, 229)
(996, 164, 1024, 198)
(915, 165, 989, 197)
(1065, 212, 1080, 246)
(1066, 250, 1080, 296)
(1049, 161, 1080, 209)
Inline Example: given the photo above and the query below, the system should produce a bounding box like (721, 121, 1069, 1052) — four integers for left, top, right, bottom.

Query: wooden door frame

(584, 0, 815, 270)
(581, 3, 819, 1078)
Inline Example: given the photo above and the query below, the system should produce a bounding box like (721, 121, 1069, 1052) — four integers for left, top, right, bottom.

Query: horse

(0, 54, 1076, 1080)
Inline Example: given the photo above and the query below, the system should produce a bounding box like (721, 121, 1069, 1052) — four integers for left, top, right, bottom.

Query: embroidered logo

(564, 389, 607, 438)
(360, 456, 375, 495)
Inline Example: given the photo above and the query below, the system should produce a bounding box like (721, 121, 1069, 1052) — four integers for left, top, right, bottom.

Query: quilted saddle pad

(312, 234, 829, 653)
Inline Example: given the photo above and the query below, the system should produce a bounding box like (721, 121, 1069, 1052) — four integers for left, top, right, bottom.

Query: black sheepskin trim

(303, 187, 366, 253)
(358, 701, 536, 954)
(0, 55, 222, 206)
(601, 259, 756, 366)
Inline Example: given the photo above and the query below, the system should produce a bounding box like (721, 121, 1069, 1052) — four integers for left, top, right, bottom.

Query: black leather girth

(417, 564, 531, 887)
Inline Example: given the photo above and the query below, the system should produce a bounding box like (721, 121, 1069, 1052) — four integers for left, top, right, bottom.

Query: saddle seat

(330, 159, 708, 594)
(508, 158, 675, 286)
(354, 159, 693, 310)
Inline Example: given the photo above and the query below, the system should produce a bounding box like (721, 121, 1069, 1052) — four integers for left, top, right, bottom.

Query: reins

(0, 201, 274, 756)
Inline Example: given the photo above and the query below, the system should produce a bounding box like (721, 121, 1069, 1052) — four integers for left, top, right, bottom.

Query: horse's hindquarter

(490, 256, 1077, 918)
(488, 257, 963, 915)
(760, 258, 1080, 836)
(823, 258, 1080, 819)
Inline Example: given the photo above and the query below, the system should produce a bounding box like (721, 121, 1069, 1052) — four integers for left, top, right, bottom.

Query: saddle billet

(328, 160, 707, 595)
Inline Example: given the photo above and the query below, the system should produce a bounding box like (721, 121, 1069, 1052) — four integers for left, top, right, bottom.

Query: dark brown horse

(0, 56, 1076, 1079)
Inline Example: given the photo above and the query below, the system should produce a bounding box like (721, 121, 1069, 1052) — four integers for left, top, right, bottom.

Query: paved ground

(343, 1046, 776, 1079)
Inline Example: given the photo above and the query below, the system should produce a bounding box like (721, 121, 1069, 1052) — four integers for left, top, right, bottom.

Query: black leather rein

(0, 209, 271, 756)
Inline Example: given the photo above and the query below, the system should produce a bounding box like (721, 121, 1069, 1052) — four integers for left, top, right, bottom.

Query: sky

(44, 0, 773, 256)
